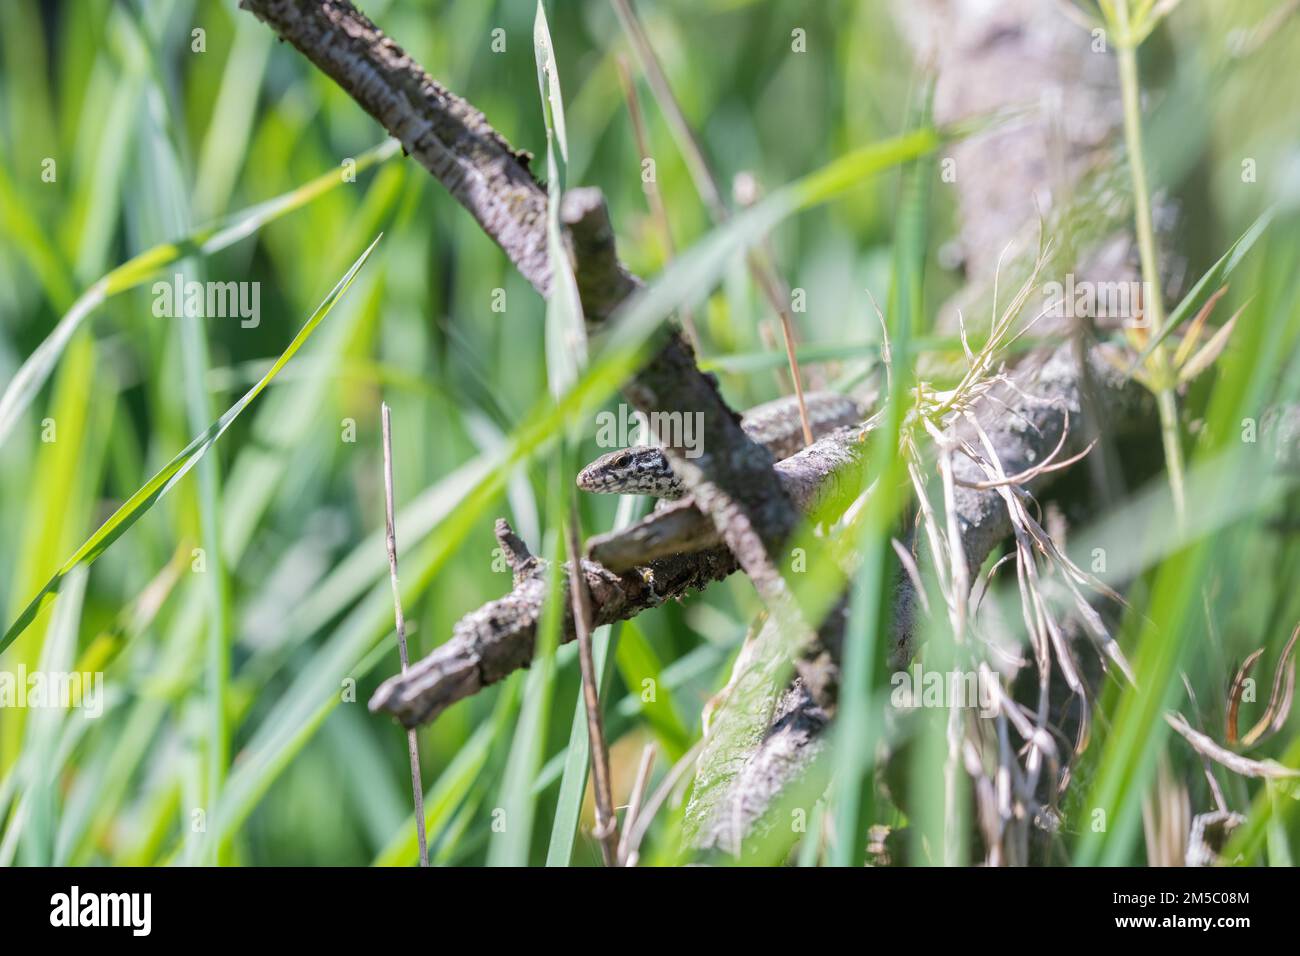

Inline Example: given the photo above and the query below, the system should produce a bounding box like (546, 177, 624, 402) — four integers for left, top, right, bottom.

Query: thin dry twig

(618, 744, 657, 865)
(1166, 712, 1300, 780)
(614, 55, 698, 351)
(566, 496, 620, 866)
(610, 0, 815, 447)
(382, 402, 428, 867)
(622, 738, 706, 866)
(1227, 0, 1300, 58)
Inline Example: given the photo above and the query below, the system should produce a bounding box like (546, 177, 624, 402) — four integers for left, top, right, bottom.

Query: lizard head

(575, 446, 682, 498)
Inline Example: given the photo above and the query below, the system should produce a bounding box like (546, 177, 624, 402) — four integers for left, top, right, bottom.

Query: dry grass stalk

(565, 499, 620, 866)
(381, 402, 429, 867)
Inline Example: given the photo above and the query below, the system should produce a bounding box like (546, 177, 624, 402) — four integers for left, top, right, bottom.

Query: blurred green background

(0, 0, 1297, 866)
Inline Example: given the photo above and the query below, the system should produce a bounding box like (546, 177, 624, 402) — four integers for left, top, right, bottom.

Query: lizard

(577, 390, 867, 742)
(576, 391, 866, 500)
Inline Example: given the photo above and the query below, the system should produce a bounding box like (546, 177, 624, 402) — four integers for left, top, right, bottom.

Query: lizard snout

(576, 450, 631, 493)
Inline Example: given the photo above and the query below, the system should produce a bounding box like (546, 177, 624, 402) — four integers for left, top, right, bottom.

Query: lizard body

(576, 391, 865, 499)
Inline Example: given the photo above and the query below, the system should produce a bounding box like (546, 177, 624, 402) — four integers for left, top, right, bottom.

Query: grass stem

(1114, 0, 1186, 527)
(381, 402, 429, 867)
(610, 0, 815, 446)
(566, 495, 620, 866)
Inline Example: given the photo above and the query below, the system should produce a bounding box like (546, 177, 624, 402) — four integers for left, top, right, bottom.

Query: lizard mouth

(574, 462, 603, 492)
(575, 451, 628, 493)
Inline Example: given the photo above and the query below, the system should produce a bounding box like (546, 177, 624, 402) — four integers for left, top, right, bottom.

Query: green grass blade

(0, 140, 400, 448)
(372, 708, 499, 866)
(0, 161, 76, 310)
(0, 236, 382, 655)
(193, 13, 273, 220)
(543, 622, 619, 867)
(1130, 207, 1274, 370)
(534, 0, 586, 400)
(14, 568, 86, 865)
(129, 31, 235, 865)
(534, 2, 604, 864)
(487, 521, 566, 866)
(614, 620, 693, 762)
(887, 80, 935, 340)
(829, 89, 934, 866)
(533, 1, 570, 165)
(545, 495, 643, 867)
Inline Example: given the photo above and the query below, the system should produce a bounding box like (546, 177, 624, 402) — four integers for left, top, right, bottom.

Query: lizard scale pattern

(576, 391, 865, 499)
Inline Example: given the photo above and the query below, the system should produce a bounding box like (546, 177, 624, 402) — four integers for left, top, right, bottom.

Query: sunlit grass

(0, 0, 1296, 869)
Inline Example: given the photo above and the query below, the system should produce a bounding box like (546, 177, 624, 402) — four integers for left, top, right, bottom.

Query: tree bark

(239, 0, 805, 662)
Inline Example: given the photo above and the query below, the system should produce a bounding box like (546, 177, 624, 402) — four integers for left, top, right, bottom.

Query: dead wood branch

(686, 0, 1143, 853)
(587, 423, 869, 572)
(369, 518, 736, 728)
(371, 341, 1151, 733)
(367, 417, 871, 727)
(240, 0, 805, 678)
(686, 343, 1151, 852)
(239, 0, 550, 291)
(250, 0, 1300, 864)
